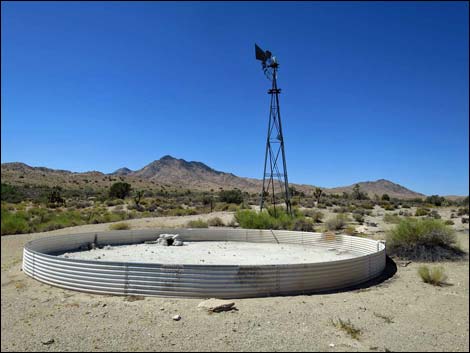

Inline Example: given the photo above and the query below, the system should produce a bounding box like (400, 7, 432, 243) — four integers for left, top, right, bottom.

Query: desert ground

(1, 209, 469, 352)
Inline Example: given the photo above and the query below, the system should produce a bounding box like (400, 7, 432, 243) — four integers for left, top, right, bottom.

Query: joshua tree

(134, 190, 145, 209)
(313, 187, 323, 204)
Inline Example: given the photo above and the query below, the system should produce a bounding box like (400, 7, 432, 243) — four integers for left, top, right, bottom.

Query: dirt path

(1, 212, 469, 352)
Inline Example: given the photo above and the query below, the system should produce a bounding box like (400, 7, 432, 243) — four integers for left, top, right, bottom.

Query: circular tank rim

(22, 228, 387, 298)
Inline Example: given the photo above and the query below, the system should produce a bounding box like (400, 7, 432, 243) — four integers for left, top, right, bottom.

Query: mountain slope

(1, 156, 428, 199)
(326, 179, 425, 199)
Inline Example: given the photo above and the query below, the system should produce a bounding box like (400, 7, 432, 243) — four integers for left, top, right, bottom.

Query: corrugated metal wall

(23, 229, 386, 298)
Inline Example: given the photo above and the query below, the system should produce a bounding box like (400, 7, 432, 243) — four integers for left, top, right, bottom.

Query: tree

(313, 187, 323, 204)
(425, 195, 445, 207)
(109, 182, 131, 199)
(133, 190, 145, 209)
(352, 184, 368, 200)
(381, 194, 390, 201)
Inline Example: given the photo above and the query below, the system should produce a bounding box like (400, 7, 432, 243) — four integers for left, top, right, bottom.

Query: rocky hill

(2, 156, 428, 199)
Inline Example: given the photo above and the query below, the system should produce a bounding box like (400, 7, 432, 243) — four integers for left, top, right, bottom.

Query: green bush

(234, 208, 307, 231)
(415, 207, 430, 217)
(1, 183, 25, 203)
(218, 189, 243, 204)
(418, 266, 448, 286)
(387, 218, 464, 261)
(109, 182, 131, 199)
(186, 219, 209, 228)
(444, 220, 454, 225)
(1, 209, 30, 235)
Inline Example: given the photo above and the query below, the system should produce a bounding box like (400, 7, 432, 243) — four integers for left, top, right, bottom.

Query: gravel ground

(60, 241, 358, 265)
(1, 211, 469, 352)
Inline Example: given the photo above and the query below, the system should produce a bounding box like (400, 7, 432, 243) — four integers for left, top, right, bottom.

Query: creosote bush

(387, 218, 464, 261)
(418, 265, 448, 286)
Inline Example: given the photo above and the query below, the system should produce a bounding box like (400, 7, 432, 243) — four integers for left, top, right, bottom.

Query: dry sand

(1, 210, 469, 352)
(60, 241, 357, 265)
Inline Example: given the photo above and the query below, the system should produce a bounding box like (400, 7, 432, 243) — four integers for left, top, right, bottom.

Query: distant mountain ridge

(1, 156, 434, 199)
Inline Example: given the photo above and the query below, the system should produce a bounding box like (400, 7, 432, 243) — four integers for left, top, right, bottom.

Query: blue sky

(1, 1, 468, 195)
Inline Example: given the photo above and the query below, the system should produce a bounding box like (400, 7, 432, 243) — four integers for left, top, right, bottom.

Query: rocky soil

(1, 210, 469, 352)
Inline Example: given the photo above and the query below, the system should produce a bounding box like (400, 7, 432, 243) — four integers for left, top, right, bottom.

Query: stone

(198, 298, 236, 313)
(329, 343, 335, 348)
(104, 245, 112, 250)
(172, 314, 181, 321)
(42, 339, 55, 345)
(173, 240, 183, 246)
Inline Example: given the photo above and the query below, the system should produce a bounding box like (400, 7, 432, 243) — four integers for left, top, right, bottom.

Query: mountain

(111, 167, 133, 176)
(326, 179, 425, 199)
(1, 156, 430, 199)
(128, 155, 260, 191)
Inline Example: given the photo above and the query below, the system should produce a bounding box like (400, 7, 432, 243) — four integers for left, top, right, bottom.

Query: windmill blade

(255, 43, 266, 61)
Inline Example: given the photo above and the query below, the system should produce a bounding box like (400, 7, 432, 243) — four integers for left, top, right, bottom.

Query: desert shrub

(415, 207, 430, 217)
(381, 194, 390, 201)
(462, 217, 469, 224)
(325, 213, 349, 231)
(109, 222, 130, 230)
(398, 210, 412, 217)
(332, 206, 349, 214)
(387, 218, 464, 261)
(292, 218, 315, 232)
(418, 266, 448, 286)
(301, 209, 324, 222)
(428, 210, 441, 219)
(444, 220, 454, 225)
(382, 203, 396, 211)
(425, 195, 445, 207)
(353, 213, 364, 224)
(208, 217, 225, 227)
(457, 207, 469, 216)
(105, 198, 125, 206)
(344, 225, 356, 236)
(1, 209, 30, 235)
(383, 214, 401, 224)
(109, 182, 131, 199)
(1, 183, 25, 203)
(186, 219, 209, 228)
(218, 189, 243, 204)
(235, 209, 301, 230)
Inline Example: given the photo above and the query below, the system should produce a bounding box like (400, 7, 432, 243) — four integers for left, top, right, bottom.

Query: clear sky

(1, 1, 469, 196)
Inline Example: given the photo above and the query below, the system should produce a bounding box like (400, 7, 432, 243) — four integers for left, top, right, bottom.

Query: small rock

(104, 245, 112, 250)
(329, 343, 335, 348)
(160, 307, 165, 311)
(173, 240, 183, 246)
(42, 339, 55, 345)
(198, 298, 236, 313)
(172, 314, 181, 321)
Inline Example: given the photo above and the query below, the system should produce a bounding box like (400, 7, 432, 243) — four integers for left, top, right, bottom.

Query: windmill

(255, 44, 292, 216)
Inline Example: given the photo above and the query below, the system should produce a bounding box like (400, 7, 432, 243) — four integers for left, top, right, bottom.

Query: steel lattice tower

(255, 44, 292, 216)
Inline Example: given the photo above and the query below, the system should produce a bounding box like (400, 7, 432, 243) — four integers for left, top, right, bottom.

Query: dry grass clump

(207, 217, 225, 227)
(331, 318, 362, 340)
(387, 218, 464, 261)
(418, 265, 448, 286)
(325, 213, 349, 231)
(109, 222, 130, 230)
(186, 219, 209, 228)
